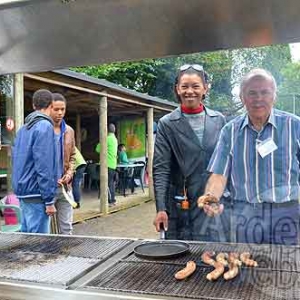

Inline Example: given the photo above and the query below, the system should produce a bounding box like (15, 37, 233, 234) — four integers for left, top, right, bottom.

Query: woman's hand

(153, 211, 168, 231)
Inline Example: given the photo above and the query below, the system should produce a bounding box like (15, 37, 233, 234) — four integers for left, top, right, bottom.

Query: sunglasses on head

(179, 64, 204, 72)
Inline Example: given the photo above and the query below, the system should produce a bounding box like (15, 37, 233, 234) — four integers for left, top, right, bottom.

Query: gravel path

(73, 200, 158, 239)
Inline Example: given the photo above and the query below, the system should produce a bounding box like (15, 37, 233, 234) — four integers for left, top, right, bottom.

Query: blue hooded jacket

(12, 111, 57, 205)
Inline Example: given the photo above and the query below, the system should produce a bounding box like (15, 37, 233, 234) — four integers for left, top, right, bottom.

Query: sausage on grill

(197, 194, 219, 208)
(223, 262, 239, 280)
(206, 262, 225, 281)
(228, 252, 242, 266)
(174, 261, 197, 280)
(201, 251, 216, 266)
(216, 252, 228, 266)
(240, 252, 258, 267)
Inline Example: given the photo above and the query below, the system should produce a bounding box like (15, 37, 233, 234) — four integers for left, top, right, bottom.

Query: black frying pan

(134, 229, 190, 259)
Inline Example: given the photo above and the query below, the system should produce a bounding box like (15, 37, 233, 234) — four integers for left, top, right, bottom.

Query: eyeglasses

(247, 89, 274, 99)
(179, 64, 204, 72)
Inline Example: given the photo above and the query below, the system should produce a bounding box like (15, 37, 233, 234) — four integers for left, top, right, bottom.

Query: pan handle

(159, 223, 165, 240)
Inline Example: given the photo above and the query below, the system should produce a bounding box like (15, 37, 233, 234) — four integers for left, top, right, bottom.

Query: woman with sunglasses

(153, 64, 228, 241)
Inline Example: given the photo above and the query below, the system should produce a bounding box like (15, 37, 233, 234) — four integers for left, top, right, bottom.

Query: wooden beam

(99, 95, 108, 214)
(147, 107, 154, 200)
(24, 73, 174, 112)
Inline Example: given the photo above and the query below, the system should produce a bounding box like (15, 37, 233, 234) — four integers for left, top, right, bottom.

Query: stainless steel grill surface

(84, 242, 300, 300)
(0, 233, 132, 286)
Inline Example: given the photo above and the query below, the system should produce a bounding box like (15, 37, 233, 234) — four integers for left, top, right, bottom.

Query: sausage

(223, 262, 239, 280)
(197, 194, 219, 208)
(206, 262, 225, 281)
(216, 252, 228, 266)
(228, 252, 242, 266)
(174, 261, 197, 280)
(201, 251, 216, 266)
(240, 252, 258, 267)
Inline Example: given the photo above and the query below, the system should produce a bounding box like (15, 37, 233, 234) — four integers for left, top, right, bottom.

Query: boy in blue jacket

(12, 89, 57, 233)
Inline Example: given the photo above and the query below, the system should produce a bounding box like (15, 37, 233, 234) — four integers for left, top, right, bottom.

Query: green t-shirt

(118, 150, 129, 164)
(74, 147, 86, 169)
(95, 133, 118, 169)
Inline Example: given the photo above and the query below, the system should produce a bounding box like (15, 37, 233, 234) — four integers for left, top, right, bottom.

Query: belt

(234, 200, 298, 209)
(21, 198, 43, 204)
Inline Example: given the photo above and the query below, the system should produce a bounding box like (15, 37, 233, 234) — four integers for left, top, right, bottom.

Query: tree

(276, 62, 300, 115)
(72, 44, 292, 117)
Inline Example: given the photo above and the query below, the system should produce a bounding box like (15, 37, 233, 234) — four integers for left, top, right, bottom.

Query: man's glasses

(179, 64, 204, 72)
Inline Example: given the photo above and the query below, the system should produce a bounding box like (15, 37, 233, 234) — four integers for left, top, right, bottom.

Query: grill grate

(0, 251, 98, 286)
(0, 233, 132, 259)
(0, 233, 133, 286)
(85, 261, 300, 300)
(126, 242, 300, 272)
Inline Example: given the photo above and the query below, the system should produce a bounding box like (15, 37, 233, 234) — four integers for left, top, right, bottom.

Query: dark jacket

(12, 111, 57, 205)
(153, 107, 227, 241)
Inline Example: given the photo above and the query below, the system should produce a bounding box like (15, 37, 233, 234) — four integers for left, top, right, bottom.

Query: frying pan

(134, 229, 190, 259)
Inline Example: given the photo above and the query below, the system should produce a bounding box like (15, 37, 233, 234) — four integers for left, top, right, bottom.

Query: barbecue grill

(1, 232, 300, 300)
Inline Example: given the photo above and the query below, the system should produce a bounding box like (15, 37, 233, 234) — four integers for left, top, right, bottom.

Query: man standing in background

(72, 147, 86, 208)
(95, 123, 118, 206)
(50, 92, 76, 234)
(12, 89, 57, 233)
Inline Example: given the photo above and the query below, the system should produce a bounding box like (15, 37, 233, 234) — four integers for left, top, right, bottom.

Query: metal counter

(1, 232, 300, 300)
(1, 0, 300, 74)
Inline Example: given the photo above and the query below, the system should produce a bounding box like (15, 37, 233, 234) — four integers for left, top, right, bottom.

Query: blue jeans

(72, 165, 86, 203)
(108, 168, 116, 203)
(233, 201, 299, 245)
(20, 201, 50, 233)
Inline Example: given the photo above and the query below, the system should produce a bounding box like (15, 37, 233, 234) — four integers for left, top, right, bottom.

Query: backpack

(2, 193, 20, 225)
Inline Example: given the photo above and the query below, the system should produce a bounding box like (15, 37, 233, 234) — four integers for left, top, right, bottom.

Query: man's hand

(58, 174, 72, 185)
(198, 194, 224, 217)
(153, 211, 168, 232)
(46, 204, 56, 216)
(203, 203, 224, 217)
(197, 194, 219, 208)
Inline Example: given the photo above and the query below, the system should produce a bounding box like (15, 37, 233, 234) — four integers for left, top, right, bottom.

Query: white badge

(256, 137, 278, 158)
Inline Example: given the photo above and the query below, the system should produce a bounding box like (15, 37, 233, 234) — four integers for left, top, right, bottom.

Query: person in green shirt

(95, 123, 118, 206)
(72, 147, 86, 208)
(117, 144, 129, 164)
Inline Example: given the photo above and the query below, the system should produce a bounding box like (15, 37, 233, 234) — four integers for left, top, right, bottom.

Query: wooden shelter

(21, 69, 177, 213)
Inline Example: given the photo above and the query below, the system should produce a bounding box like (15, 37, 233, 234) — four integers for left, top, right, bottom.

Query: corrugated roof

(52, 69, 178, 109)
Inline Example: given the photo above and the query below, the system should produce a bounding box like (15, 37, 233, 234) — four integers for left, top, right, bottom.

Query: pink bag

(3, 193, 20, 225)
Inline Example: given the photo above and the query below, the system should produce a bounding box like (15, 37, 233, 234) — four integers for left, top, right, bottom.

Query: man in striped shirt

(200, 68, 300, 245)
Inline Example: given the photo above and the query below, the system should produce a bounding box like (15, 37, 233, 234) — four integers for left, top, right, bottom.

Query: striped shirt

(208, 109, 300, 203)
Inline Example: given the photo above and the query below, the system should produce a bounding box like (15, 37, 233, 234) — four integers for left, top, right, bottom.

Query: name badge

(256, 138, 278, 158)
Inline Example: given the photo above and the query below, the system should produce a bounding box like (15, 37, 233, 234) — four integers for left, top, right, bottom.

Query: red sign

(6, 118, 15, 131)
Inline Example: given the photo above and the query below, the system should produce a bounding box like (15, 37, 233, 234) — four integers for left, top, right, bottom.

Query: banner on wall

(119, 117, 145, 159)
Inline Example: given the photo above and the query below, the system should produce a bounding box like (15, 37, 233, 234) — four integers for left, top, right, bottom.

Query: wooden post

(14, 73, 24, 132)
(147, 107, 154, 200)
(6, 74, 24, 192)
(99, 95, 108, 214)
(75, 113, 81, 151)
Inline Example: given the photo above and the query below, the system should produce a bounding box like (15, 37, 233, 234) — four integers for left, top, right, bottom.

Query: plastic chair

(117, 167, 134, 197)
(132, 161, 146, 193)
(86, 163, 100, 191)
(0, 203, 22, 232)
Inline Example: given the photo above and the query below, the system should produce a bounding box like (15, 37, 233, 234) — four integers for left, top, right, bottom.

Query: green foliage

(72, 44, 293, 117)
(232, 44, 291, 87)
(276, 62, 300, 115)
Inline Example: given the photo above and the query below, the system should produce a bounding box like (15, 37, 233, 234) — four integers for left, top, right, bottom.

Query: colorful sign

(119, 117, 146, 158)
